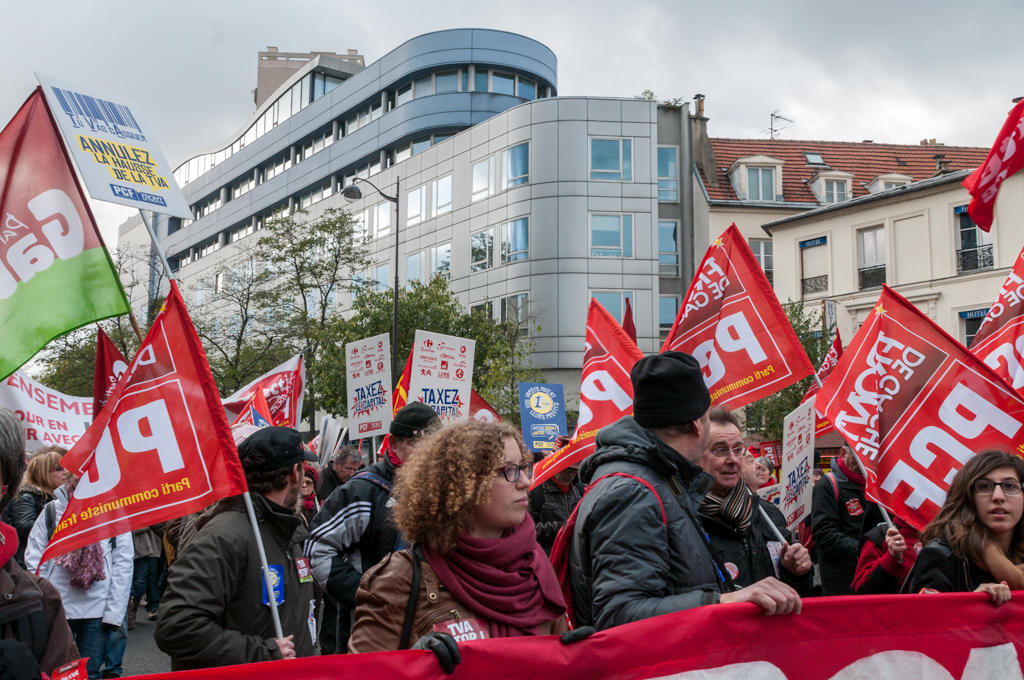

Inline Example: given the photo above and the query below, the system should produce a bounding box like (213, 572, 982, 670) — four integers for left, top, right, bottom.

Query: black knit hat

(630, 352, 711, 428)
(237, 426, 305, 470)
(390, 402, 440, 438)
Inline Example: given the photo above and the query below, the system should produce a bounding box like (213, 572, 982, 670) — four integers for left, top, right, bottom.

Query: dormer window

(804, 152, 825, 165)
(809, 170, 854, 204)
(727, 154, 784, 202)
(866, 173, 913, 194)
(824, 180, 846, 203)
(748, 167, 774, 201)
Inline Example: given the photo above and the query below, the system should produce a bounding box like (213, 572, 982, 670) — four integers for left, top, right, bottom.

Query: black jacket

(903, 538, 995, 594)
(317, 466, 343, 505)
(811, 464, 867, 596)
(304, 455, 399, 611)
(10, 487, 51, 568)
(529, 478, 583, 555)
(701, 497, 812, 596)
(569, 417, 723, 631)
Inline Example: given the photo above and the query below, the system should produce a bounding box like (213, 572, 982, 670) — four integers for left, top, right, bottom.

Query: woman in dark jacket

(298, 464, 319, 528)
(10, 448, 66, 567)
(852, 515, 919, 594)
(904, 449, 1024, 604)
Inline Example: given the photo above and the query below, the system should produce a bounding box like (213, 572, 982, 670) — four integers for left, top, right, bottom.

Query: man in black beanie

(304, 402, 440, 653)
(568, 352, 801, 631)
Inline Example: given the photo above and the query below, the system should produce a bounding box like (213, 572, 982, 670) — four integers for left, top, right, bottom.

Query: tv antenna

(763, 110, 794, 139)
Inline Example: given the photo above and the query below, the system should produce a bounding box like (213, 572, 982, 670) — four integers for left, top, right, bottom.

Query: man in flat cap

(155, 427, 316, 670)
(304, 402, 439, 653)
(568, 353, 801, 631)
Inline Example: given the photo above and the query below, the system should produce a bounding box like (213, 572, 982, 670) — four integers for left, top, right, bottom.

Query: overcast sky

(5, 0, 1022, 244)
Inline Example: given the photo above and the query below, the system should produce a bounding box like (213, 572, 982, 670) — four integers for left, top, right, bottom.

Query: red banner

(469, 389, 502, 423)
(817, 285, 1024, 531)
(230, 388, 273, 428)
(136, 594, 1024, 680)
(40, 281, 248, 565)
(621, 295, 637, 344)
(532, 299, 643, 489)
(962, 98, 1024, 231)
(804, 327, 843, 437)
(661, 224, 815, 411)
(223, 354, 305, 428)
(92, 325, 127, 417)
(970, 243, 1024, 392)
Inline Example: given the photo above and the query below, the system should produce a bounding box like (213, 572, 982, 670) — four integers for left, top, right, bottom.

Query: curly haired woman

(348, 421, 566, 657)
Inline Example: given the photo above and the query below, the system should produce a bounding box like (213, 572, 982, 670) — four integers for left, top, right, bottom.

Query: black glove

(412, 632, 461, 674)
(560, 626, 596, 645)
(0, 638, 41, 680)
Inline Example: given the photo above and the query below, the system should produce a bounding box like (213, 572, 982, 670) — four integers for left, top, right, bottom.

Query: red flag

(660, 224, 815, 411)
(230, 388, 273, 428)
(532, 299, 644, 489)
(817, 285, 1024, 530)
(469, 389, 503, 423)
(621, 296, 637, 344)
(223, 354, 305, 428)
(92, 326, 128, 417)
(377, 350, 414, 457)
(803, 327, 844, 437)
(40, 281, 248, 565)
(969, 243, 1024, 392)
(962, 99, 1024, 231)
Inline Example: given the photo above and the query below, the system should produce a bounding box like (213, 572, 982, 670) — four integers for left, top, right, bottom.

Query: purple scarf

(53, 485, 107, 589)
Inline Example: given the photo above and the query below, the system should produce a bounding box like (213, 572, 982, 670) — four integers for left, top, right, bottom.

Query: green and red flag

(0, 88, 129, 379)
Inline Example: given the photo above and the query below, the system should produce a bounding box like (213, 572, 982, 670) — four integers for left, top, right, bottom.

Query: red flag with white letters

(969, 244, 1024, 393)
(817, 285, 1024, 531)
(803, 327, 843, 437)
(92, 326, 127, 417)
(39, 281, 247, 566)
(962, 99, 1024, 231)
(531, 299, 643, 489)
(660, 224, 815, 411)
(222, 354, 305, 428)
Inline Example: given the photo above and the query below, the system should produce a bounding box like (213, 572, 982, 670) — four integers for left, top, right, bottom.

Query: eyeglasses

(497, 461, 534, 483)
(973, 478, 1023, 495)
(708, 445, 746, 459)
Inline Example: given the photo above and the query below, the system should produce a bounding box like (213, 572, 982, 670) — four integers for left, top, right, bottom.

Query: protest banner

(803, 327, 843, 437)
(230, 389, 273, 428)
(969, 243, 1024, 391)
(93, 326, 128, 416)
(661, 224, 815, 411)
(780, 397, 816, 530)
(407, 330, 475, 423)
(0, 371, 92, 451)
(759, 440, 780, 468)
(532, 299, 643, 488)
(136, 593, 1024, 680)
(35, 74, 193, 220)
(345, 333, 393, 438)
(961, 97, 1024, 231)
(0, 88, 131, 380)
(817, 285, 1024, 530)
(518, 383, 567, 452)
(223, 354, 305, 428)
(756, 482, 780, 507)
(40, 281, 247, 565)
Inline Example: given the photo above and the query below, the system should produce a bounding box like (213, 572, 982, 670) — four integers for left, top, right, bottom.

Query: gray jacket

(569, 417, 724, 631)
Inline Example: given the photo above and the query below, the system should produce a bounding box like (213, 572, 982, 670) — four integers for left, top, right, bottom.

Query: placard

(518, 383, 567, 452)
(407, 330, 475, 423)
(345, 333, 393, 438)
(780, 397, 816, 530)
(0, 371, 92, 450)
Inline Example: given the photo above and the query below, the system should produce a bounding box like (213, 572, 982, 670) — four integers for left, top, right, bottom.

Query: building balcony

(958, 244, 994, 274)
(858, 265, 886, 290)
(801, 274, 828, 297)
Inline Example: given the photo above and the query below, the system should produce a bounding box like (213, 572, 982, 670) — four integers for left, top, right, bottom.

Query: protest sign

(93, 326, 128, 416)
(817, 285, 1024, 530)
(756, 483, 780, 507)
(518, 383, 567, 452)
(970, 243, 1024, 391)
(803, 327, 843, 436)
(759, 441, 780, 468)
(36, 73, 193, 219)
(962, 97, 1024, 231)
(346, 333, 393, 438)
(780, 397, 815, 530)
(407, 330, 475, 423)
(0, 371, 92, 451)
(661, 224, 814, 411)
(223, 354, 305, 428)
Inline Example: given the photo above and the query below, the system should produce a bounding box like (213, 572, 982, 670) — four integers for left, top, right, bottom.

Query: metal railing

(858, 265, 886, 290)
(801, 274, 828, 296)
(958, 244, 994, 273)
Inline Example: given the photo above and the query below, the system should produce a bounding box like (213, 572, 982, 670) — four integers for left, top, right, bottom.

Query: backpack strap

(351, 470, 393, 494)
(44, 501, 56, 541)
(398, 544, 424, 650)
(825, 472, 840, 502)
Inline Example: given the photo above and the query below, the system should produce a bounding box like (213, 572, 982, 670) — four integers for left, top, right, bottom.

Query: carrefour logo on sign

(525, 386, 559, 420)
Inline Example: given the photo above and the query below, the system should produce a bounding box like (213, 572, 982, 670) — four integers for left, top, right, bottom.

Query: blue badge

(261, 564, 285, 607)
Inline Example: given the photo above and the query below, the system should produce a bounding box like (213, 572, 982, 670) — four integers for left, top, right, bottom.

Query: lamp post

(341, 176, 401, 387)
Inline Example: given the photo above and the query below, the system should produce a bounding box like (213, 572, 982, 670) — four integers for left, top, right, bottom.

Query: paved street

(122, 615, 172, 676)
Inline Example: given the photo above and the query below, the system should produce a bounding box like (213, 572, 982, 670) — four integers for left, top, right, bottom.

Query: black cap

(302, 447, 319, 463)
(390, 402, 440, 438)
(630, 352, 711, 429)
(237, 427, 305, 470)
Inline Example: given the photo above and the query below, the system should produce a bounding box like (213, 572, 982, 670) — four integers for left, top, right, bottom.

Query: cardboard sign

(0, 370, 92, 451)
(407, 330, 475, 423)
(756, 482, 781, 507)
(36, 73, 193, 219)
(759, 441, 780, 467)
(433, 617, 489, 642)
(346, 333, 393, 438)
(518, 383, 567, 452)
(781, 398, 816, 530)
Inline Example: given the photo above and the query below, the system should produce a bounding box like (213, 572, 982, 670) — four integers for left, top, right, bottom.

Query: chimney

(933, 154, 952, 174)
(690, 94, 719, 187)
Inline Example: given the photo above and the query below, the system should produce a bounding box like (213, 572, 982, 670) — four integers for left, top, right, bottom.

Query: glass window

(414, 75, 432, 98)
(394, 144, 412, 164)
(471, 228, 494, 271)
(591, 291, 634, 323)
(472, 157, 493, 201)
(313, 73, 326, 100)
(407, 186, 426, 226)
(957, 207, 992, 251)
(590, 138, 632, 181)
(475, 70, 489, 92)
(965, 316, 985, 346)
(432, 175, 452, 216)
(591, 214, 633, 257)
(492, 73, 515, 95)
(432, 243, 451, 279)
(502, 218, 529, 263)
(462, 70, 469, 92)
(375, 202, 391, 238)
(371, 102, 383, 121)
(658, 221, 678, 276)
(435, 71, 458, 94)
(373, 263, 389, 291)
(825, 180, 846, 203)
(472, 301, 493, 318)
(518, 78, 536, 100)
(396, 84, 413, 107)
(325, 75, 341, 94)
(660, 296, 679, 331)
(749, 239, 773, 285)
(299, 75, 310, 109)
(433, 133, 453, 145)
(658, 147, 678, 201)
(883, 181, 906, 190)
(859, 227, 885, 267)
(504, 143, 529, 187)
(805, 153, 825, 165)
(406, 251, 424, 286)
(412, 136, 431, 155)
(501, 293, 529, 333)
(747, 167, 774, 201)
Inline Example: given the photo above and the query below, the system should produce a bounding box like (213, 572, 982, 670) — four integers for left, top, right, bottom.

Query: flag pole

(849, 452, 895, 529)
(747, 485, 789, 544)
(243, 491, 285, 641)
(138, 210, 176, 283)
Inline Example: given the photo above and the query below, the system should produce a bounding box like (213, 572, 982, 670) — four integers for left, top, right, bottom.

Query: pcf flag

(0, 88, 130, 380)
(230, 388, 273, 428)
(223, 354, 305, 428)
(660, 224, 814, 411)
(93, 326, 128, 417)
(962, 98, 1024, 231)
(803, 327, 843, 437)
(969, 243, 1024, 391)
(817, 285, 1024, 530)
(40, 281, 247, 565)
(532, 299, 643, 488)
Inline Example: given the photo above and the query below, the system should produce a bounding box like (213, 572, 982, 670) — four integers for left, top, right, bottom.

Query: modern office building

(117, 28, 697, 398)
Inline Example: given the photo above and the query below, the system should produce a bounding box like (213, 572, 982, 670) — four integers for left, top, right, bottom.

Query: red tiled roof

(814, 431, 847, 449)
(700, 138, 989, 202)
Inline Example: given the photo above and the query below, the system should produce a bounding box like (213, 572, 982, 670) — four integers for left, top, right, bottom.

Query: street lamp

(341, 175, 402, 386)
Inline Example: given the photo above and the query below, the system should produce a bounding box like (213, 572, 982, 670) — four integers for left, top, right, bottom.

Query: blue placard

(799, 236, 827, 249)
(958, 308, 990, 319)
(518, 383, 568, 453)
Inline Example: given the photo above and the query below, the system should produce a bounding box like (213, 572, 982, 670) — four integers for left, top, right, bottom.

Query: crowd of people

(0, 350, 1022, 677)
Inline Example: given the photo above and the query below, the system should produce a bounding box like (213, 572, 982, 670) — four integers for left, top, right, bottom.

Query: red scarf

(423, 515, 566, 637)
(836, 455, 866, 489)
(0, 522, 16, 567)
(386, 445, 402, 467)
(551, 478, 570, 494)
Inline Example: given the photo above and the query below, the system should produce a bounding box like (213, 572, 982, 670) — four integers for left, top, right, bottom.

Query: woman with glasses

(904, 449, 1024, 605)
(10, 446, 67, 568)
(348, 421, 566, 658)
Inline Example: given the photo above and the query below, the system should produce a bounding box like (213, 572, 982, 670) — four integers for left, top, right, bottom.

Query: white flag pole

(849, 452, 895, 529)
(243, 491, 285, 640)
(138, 210, 176, 283)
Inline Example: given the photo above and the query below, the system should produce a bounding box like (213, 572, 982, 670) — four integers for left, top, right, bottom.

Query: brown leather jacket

(349, 548, 567, 653)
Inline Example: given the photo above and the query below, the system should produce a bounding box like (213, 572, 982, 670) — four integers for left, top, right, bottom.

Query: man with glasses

(699, 407, 812, 594)
(304, 402, 439, 653)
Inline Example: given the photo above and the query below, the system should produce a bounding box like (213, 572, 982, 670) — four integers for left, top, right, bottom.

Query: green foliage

(636, 90, 686, 110)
